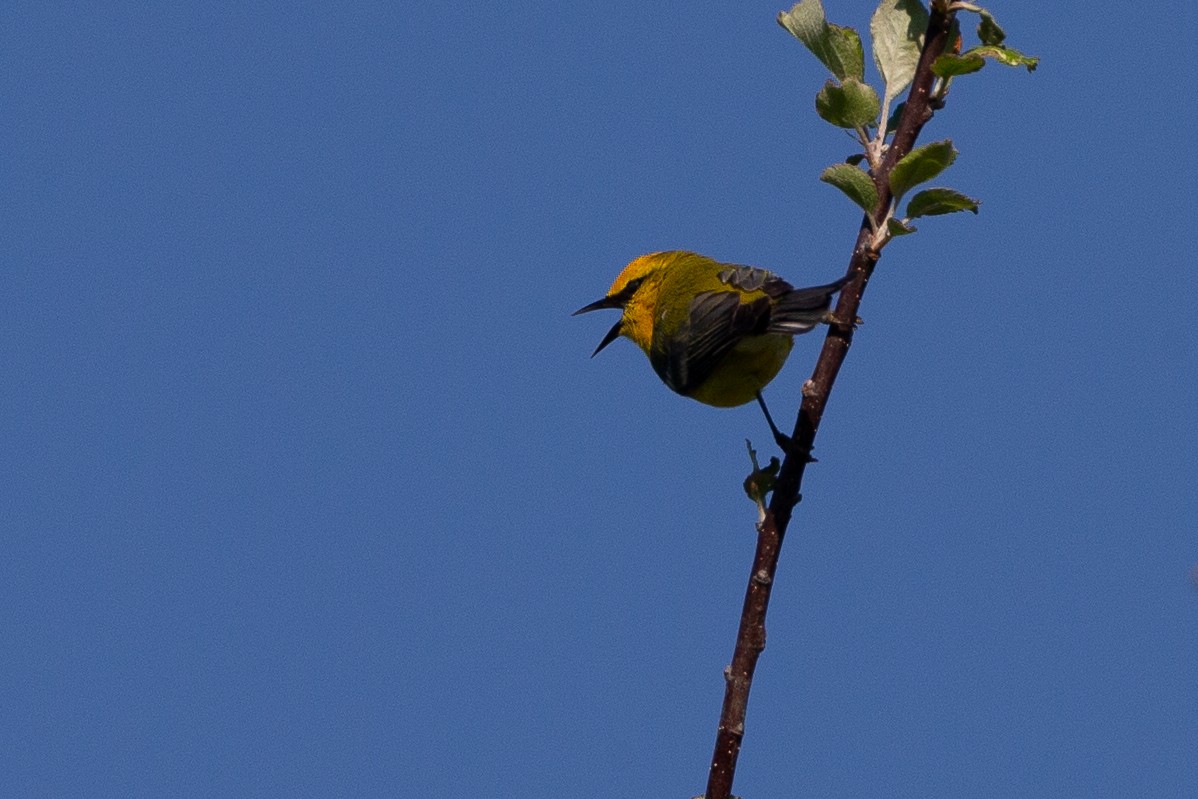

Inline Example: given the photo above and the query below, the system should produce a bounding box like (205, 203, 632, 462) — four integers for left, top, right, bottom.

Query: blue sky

(3, 2, 1196, 796)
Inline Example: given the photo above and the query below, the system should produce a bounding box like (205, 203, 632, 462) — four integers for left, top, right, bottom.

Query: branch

(704, 5, 959, 798)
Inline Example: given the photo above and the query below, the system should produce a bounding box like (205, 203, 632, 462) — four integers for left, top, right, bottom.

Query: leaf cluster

(779, 0, 1035, 246)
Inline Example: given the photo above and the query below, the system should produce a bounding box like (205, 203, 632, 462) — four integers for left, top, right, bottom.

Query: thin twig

(703, 6, 959, 798)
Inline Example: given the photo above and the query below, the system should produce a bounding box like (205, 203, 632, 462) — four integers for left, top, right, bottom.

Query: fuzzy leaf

(971, 44, 1038, 71)
(820, 163, 879, 213)
(870, 0, 929, 105)
(778, 0, 865, 82)
(906, 187, 980, 218)
(887, 217, 917, 236)
(889, 139, 957, 198)
(977, 11, 1006, 45)
(951, 5, 1037, 68)
(931, 52, 986, 77)
(952, 3, 1006, 45)
(815, 78, 880, 129)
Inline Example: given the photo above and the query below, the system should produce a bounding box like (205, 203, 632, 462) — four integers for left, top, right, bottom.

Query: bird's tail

(768, 275, 850, 335)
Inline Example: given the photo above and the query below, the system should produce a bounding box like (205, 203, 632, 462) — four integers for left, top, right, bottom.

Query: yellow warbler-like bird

(575, 250, 848, 441)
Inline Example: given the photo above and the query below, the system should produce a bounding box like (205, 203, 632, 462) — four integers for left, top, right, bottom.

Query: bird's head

(573, 252, 673, 356)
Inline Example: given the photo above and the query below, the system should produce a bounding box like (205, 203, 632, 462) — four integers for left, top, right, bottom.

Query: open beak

(589, 320, 623, 357)
(573, 296, 624, 357)
(572, 296, 622, 315)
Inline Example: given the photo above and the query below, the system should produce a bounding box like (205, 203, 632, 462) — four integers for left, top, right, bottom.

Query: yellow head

(577, 250, 723, 356)
(572, 251, 691, 356)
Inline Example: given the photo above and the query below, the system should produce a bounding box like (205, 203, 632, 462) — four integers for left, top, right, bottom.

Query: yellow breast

(685, 334, 794, 407)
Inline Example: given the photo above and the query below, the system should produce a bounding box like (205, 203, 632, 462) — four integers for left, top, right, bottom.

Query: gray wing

(648, 290, 771, 396)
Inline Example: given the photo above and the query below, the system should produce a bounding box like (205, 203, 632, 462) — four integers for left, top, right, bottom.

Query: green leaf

(951, 5, 1036, 68)
(820, 163, 879, 213)
(885, 100, 906, 134)
(778, 0, 865, 82)
(887, 217, 916, 236)
(845, 153, 866, 166)
(951, 3, 1005, 45)
(931, 52, 986, 77)
(889, 139, 957, 198)
(870, 0, 929, 105)
(815, 78, 880, 129)
(906, 187, 980, 218)
(970, 44, 1039, 71)
(743, 441, 780, 506)
(977, 11, 1006, 45)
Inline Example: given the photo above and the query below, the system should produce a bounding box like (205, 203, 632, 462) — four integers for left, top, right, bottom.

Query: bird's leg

(755, 391, 793, 453)
(756, 391, 818, 462)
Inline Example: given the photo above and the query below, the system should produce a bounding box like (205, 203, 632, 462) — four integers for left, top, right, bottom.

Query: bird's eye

(616, 277, 645, 301)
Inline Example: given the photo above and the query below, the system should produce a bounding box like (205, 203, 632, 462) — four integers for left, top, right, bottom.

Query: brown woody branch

(704, 6, 959, 798)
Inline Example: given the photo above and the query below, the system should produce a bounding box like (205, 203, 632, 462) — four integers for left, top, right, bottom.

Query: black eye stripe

(617, 277, 645, 300)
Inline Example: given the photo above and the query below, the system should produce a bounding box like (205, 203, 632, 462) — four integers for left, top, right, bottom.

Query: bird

(574, 250, 849, 446)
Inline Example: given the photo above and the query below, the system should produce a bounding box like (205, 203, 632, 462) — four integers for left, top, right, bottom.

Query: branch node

(752, 569, 772, 586)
